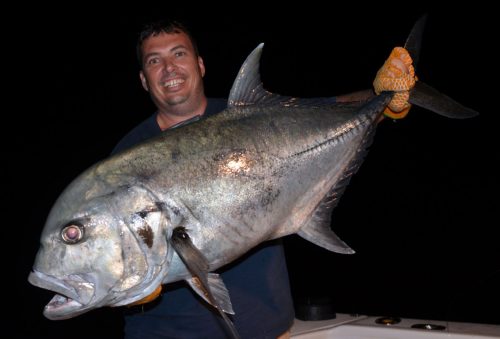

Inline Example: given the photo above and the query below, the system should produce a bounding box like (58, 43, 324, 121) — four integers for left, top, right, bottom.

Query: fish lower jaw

(43, 294, 83, 320)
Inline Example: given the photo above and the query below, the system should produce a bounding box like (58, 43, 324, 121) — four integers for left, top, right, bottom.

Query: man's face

(139, 31, 205, 112)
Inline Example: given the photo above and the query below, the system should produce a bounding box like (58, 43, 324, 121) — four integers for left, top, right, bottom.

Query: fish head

(28, 172, 171, 320)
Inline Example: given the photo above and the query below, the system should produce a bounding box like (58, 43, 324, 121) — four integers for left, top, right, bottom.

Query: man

(112, 20, 414, 339)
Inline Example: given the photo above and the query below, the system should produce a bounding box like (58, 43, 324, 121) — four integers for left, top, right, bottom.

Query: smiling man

(110, 18, 417, 339)
(112, 20, 295, 339)
(138, 26, 208, 130)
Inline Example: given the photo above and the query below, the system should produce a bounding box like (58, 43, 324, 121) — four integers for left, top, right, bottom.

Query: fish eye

(136, 206, 160, 219)
(61, 223, 84, 244)
(137, 211, 149, 219)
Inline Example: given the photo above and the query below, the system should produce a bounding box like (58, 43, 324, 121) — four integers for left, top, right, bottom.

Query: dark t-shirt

(112, 98, 295, 339)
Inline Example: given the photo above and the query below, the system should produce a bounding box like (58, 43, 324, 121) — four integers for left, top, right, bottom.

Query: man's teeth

(162, 79, 184, 87)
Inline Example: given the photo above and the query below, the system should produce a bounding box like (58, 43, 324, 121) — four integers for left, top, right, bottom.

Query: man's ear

(198, 56, 206, 78)
(139, 71, 149, 92)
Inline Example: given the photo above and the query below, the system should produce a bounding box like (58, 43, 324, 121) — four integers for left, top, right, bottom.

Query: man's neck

(156, 97, 208, 131)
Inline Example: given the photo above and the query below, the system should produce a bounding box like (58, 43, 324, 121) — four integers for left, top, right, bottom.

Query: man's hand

(373, 47, 416, 119)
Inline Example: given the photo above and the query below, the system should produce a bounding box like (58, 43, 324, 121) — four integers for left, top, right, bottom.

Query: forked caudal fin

(409, 82, 479, 119)
(403, 14, 478, 119)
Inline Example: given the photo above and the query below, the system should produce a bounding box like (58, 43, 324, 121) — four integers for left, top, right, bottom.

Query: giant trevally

(28, 16, 477, 338)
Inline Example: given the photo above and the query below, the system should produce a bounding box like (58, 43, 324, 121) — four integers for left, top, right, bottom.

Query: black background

(12, 4, 497, 338)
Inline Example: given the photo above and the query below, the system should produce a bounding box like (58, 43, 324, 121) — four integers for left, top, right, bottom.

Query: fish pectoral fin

(187, 273, 235, 315)
(170, 227, 240, 339)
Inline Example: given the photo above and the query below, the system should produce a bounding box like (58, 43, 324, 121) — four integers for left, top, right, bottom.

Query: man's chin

(165, 94, 189, 107)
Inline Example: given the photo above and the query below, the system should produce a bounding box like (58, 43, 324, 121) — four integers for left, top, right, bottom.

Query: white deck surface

(291, 314, 500, 338)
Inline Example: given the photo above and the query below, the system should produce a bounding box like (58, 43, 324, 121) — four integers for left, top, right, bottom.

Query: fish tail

(376, 14, 479, 119)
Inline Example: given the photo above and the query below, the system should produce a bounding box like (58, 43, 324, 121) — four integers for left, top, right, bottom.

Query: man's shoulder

(206, 98, 227, 117)
(112, 99, 226, 155)
(111, 114, 160, 155)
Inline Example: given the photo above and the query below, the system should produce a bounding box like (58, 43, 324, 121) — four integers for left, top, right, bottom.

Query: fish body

(28, 18, 477, 327)
(29, 63, 383, 318)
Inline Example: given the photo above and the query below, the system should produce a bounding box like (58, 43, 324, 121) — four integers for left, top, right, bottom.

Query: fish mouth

(43, 295, 84, 320)
(28, 270, 96, 320)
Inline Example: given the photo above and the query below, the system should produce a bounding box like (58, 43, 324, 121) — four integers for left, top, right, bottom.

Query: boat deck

(291, 314, 500, 338)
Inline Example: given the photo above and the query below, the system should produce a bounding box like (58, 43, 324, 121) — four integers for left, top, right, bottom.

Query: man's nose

(163, 59, 177, 73)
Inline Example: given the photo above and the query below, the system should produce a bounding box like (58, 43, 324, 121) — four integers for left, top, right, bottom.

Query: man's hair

(136, 20, 199, 68)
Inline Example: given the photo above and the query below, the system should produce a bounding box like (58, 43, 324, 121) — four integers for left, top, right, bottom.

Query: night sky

(12, 5, 497, 338)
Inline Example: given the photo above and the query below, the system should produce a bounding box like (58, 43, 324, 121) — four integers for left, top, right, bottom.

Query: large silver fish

(28, 16, 477, 337)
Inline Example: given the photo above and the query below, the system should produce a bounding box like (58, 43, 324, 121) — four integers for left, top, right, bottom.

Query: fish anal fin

(295, 97, 387, 255)
(297, 210, 355, 254)
(296, 153, 371, 255)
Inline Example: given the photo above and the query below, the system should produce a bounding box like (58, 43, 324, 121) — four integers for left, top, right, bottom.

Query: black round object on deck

(294, 297, 337, 321)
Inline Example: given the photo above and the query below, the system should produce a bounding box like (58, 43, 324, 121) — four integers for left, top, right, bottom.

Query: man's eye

(175, 51, 186, 57)
(147, 58, 159, 65)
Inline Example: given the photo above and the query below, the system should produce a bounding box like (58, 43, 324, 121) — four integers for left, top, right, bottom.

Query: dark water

(13, 6, 497, 338)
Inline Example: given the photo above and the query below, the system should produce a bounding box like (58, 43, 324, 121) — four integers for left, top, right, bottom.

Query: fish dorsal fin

(228, 43, 284, 107)
(228, 43, 339, 108)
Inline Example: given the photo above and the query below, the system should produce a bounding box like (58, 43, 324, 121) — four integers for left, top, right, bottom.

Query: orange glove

(373, 47, 416, 119)
(127, 284, 162, 307)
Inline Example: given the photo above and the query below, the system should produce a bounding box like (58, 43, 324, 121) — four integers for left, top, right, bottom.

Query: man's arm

(336, 89, 375, 103)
